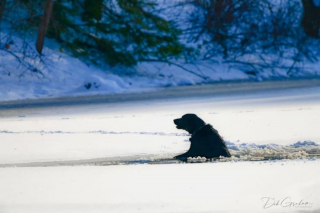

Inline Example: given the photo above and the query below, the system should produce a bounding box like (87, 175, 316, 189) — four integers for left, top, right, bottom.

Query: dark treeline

(0, 0, 319, 76)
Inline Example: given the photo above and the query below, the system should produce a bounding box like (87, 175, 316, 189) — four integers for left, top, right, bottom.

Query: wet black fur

(174, 114, 231, 161)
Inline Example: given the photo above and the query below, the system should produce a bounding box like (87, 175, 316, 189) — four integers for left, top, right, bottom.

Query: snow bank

(0, 33, 135, 101)
(188, 141, 320, 163)
(222, 141, 320, 161)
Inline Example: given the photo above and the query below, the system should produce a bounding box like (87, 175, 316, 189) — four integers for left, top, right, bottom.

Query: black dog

(174, 114, 231, 161)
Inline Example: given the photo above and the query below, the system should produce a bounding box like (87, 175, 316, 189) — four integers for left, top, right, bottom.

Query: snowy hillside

(1, 33, 320, 102)
(0, 35, 251, 101)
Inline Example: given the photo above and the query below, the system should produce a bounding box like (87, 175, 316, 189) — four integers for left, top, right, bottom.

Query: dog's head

(174, 114, 206, 134)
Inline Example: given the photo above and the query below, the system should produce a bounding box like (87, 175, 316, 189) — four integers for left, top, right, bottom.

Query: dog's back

(188, 124, 231, 158)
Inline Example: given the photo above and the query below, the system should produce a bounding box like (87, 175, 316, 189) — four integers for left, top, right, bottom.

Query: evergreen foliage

(47, 0, 188, 67)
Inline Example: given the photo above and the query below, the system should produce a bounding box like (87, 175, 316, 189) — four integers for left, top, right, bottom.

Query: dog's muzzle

(174, 119, 179, 125)
(174, 119, 181, 129)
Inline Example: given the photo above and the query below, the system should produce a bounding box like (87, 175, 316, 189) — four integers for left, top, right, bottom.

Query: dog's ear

(183, 114, 205, 134)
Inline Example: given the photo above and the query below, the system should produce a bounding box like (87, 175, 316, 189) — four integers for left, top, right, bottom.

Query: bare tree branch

(141, 59, 209, 80)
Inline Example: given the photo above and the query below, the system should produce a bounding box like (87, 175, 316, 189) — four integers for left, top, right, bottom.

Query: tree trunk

(301, 0, 320, 38)
(36, 0, 54, 54)
(0, 0, 7, 22)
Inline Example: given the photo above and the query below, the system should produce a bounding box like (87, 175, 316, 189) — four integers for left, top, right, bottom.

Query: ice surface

(0, 161, 320, 213)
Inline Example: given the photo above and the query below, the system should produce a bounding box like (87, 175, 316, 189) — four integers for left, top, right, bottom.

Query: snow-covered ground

(0, 36, 251, 102)
(0, 31, 249, 101)
(0, 81, 320, 212)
